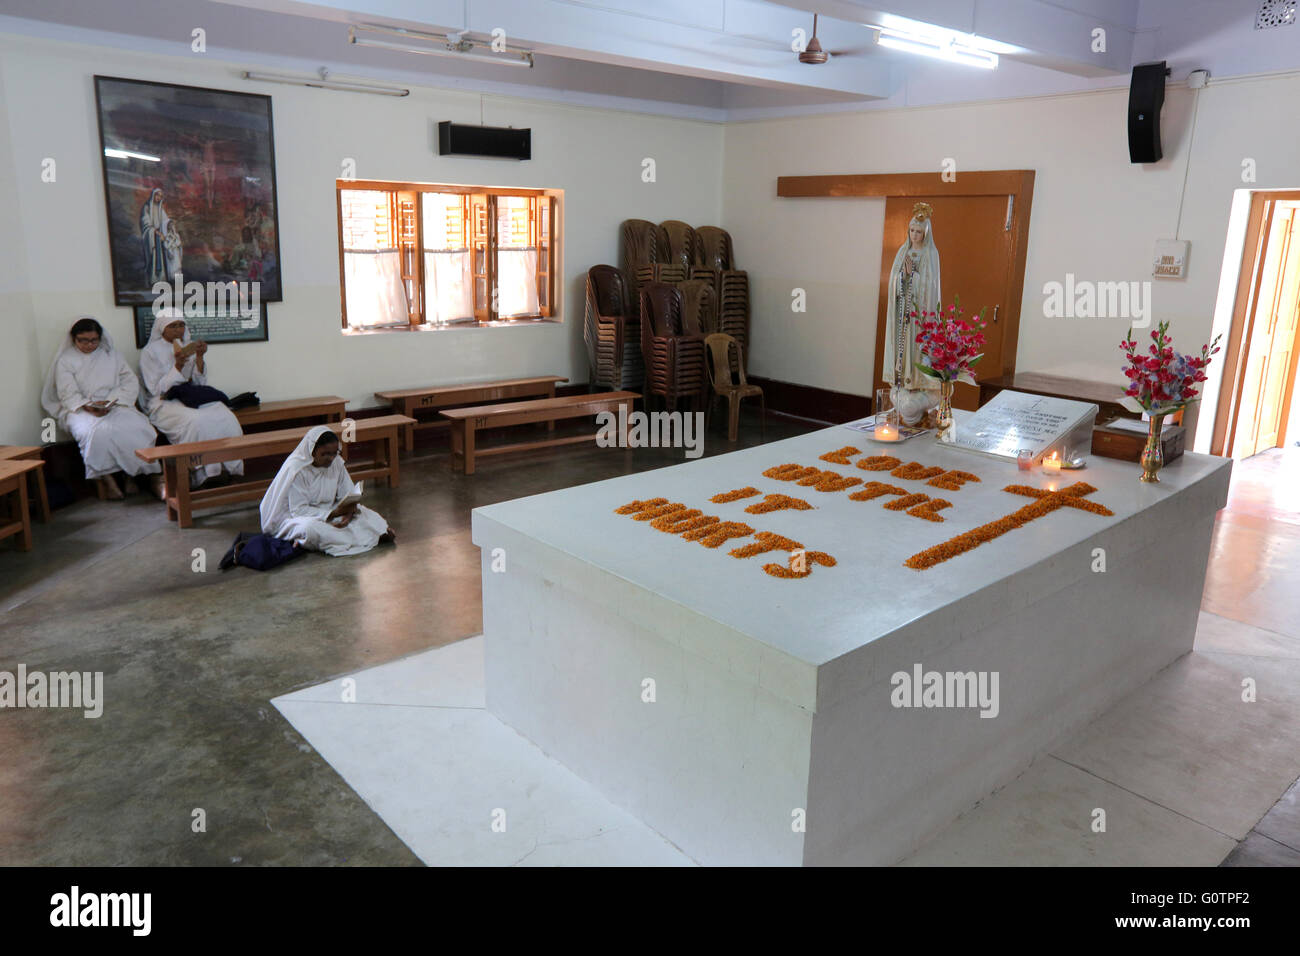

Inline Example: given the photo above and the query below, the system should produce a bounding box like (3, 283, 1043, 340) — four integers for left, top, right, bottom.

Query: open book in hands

(327, 482, 363, 525)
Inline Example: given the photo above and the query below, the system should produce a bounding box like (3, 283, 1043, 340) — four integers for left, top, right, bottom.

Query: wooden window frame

(337, 179, 561, 331)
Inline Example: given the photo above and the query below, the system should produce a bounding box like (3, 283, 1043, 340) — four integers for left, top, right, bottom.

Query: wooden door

(1235, 203, 1300, 457)
(874, 193, 1019, 410)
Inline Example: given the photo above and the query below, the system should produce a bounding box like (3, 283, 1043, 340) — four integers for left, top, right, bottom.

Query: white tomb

(472, 421, 1231, 865)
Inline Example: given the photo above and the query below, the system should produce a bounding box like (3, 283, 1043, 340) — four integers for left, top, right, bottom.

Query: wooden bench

(376, 376, 567, 453)
(0, 446, 50, 522)
(0, 459, 43, 550)
(134, 414, 415, 528)
(441, 392, 639, 475)
(234, 396, 347, 430)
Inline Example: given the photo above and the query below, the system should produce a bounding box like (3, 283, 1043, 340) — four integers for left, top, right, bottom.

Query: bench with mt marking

(375, 376, 567, 453)
(134, 414, 415, 528)
(441, 392, 638, 475)
(233, 396, 347, 430)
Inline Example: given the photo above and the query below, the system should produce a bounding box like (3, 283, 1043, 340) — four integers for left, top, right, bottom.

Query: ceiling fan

(795, 14, 870, 64)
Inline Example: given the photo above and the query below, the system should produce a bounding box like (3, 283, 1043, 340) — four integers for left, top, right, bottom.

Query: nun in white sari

(41, 317, 162, 499)
(138, 309, 244, 486)
(260, 426, 394, 557)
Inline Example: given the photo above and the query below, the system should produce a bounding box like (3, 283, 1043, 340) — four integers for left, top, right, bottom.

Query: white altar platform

(472, 421, 1232, 866)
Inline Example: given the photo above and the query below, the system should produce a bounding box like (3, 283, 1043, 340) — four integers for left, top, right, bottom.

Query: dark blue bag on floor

(219, 532, 305, 572)
(164, 382, 230, 408)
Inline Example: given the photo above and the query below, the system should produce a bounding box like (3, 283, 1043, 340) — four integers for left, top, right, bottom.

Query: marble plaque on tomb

(945, 389, 1098, 462)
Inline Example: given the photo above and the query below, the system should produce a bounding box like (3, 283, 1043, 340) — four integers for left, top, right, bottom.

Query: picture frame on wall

(94, 75, 284, 307)
(132, 303, 269, 349)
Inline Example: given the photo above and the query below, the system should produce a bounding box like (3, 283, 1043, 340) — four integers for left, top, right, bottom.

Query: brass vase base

(1138, 412, 1168, 483)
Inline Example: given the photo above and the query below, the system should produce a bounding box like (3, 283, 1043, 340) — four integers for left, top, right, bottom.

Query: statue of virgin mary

(883, 202, 942, 424)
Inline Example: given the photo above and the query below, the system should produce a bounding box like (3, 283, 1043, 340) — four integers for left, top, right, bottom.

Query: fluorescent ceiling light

(873, 13, 1021, 55)
(349, 24, 535, 68)
(875, 27, 999, 69)
(241, 69, 410, 96)
(104, 148, 160, 162)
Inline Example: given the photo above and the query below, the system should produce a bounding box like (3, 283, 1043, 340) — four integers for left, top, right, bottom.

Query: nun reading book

(41, 317, 163, 500)
(260, 426, 395, 556)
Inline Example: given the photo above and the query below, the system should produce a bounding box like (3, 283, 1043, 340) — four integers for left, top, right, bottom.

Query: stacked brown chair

(677, 278, 718, 337)
(640, 282, 708, 411)
(635, 262, 688, 288)
(717, 270, 751, 375)
(657, 220, 698, 272)
(705, 333, 764, 442)
(695, 226, 734, 271)
(620, 219, 659, 277)
(620, 218, 659, 331)
(584, 264, 643, 390)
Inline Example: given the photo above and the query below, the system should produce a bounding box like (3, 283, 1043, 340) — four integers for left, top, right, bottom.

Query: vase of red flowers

(913, 297, 987, 442)
(1119, 322, 1221, 483)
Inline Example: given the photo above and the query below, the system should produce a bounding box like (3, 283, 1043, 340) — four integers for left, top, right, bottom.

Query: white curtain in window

(424, 251, 474, 323)
(497, 248, 540, 318)
(344, 250, 408, 328)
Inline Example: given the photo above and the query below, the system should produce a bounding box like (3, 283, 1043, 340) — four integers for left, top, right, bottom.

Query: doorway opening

(1212, 191, 1300, 461)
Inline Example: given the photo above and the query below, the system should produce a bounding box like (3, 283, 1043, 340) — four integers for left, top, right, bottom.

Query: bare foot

(379, 528, 397, 546)
(98, 476, 125, 500)
(150, 474, 167, 501)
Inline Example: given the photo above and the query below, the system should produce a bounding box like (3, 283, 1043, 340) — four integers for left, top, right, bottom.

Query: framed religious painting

(93, 76, 284, 308)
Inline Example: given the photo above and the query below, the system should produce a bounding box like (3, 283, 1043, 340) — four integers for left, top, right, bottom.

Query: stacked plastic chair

(619, 219, 659, 333)
(717, 270, 751, 374)
(677, 278, 718, 337)
(689, 226, 749, 374)
(584, 264, 643, 390)
(657, 220, 699, 272)
(695, 226, 734, 272)
(640, 282, 708, 410)
(613, 219, 749, 392)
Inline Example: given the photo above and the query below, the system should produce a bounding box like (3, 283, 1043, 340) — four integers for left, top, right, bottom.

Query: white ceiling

(0, 0, 1295, 120)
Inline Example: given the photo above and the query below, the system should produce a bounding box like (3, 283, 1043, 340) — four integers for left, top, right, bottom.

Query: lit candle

(1043, 452, 1062, 476)
(874, 422, 898, 441)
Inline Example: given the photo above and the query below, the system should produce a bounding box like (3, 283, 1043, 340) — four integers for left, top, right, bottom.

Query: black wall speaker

(1128, 61, 1168, 164)
(438, 121, 531, 160)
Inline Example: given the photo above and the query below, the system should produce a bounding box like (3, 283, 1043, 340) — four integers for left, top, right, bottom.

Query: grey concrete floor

(0, 412, 815, 865)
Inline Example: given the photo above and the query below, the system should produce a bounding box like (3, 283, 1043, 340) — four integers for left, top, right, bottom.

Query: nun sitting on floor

(138, 308, 245, 487)
(260, 425, 395, 557)
(41, 316, 163, 500)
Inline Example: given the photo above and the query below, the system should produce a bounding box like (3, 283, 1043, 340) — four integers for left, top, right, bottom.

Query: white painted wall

(0, 63, 41, 449)
(0, 32, 723, 443)
(722, 73, 1300, 449)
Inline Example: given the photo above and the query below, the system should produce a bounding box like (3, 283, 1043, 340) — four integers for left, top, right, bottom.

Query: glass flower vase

(935, 380, 956, 443)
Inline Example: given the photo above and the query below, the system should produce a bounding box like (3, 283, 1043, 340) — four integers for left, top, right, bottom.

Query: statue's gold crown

(911, 202, 933, 222)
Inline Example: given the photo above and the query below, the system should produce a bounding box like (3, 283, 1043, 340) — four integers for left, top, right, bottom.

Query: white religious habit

(883, 202, 943, 424)
(259, 425, 390, 557)
(138, 310, 244, 484)
(41, 322, 161, 479)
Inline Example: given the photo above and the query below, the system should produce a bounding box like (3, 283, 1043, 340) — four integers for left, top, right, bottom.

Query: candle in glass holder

(874, 421, 899, 441)
(1043, 451, 1062, 476)
(1017, 449, 1033, 472)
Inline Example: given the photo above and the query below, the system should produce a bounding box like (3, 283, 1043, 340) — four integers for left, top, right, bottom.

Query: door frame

(1211, 190, 1300, 457)
(778, 170, 1035, 399)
